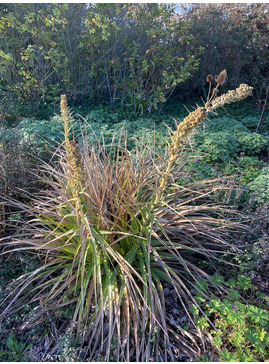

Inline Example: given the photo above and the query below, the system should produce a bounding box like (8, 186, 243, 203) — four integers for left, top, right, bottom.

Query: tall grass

(0, 80, 253, 360)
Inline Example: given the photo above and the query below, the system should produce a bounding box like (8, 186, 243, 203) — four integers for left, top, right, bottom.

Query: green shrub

(0, 126, 41, 199)
(0, 4, 201, 115)
(183, 3, 269, 95)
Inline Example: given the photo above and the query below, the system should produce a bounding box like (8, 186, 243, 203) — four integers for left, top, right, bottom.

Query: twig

(256, 84, 269, 132)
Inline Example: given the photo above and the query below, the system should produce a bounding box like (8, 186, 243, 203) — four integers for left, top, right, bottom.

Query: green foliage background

(0, 3, 268, 121)
(0, 3, 202, 118)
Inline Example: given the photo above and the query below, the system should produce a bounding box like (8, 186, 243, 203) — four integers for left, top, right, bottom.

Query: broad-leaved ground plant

(193, 275, 269, 362)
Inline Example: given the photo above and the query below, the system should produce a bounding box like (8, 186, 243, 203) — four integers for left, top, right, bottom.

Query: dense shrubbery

(0, 3, 268, 121)
(0, 126, 40, 204)
(179, 3, 269, 99)
(0, 3, 201, 117)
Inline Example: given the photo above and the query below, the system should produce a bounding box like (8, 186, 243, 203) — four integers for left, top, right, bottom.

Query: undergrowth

(193, 275, 269, 362)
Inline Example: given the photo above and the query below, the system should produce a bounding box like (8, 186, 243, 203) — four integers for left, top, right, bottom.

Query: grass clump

(0, 77, 254, 361)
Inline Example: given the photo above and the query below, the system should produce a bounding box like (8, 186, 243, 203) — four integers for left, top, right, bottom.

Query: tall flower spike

(60, 95, 71, 148)
(211, 84, 253, 109)
(60, 95, 83, 193)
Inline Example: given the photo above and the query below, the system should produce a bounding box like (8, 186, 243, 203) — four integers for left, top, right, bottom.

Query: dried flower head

(206, 74, 213, 82)
(215, 69, 227, 85)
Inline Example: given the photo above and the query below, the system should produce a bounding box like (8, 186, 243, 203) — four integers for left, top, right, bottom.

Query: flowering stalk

(209, 83, 253, 110)
(154, 82, 253, 205)
(60, 95, 84, 193)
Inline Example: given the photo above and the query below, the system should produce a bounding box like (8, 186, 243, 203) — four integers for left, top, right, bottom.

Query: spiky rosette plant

(0, 77, 253, 361)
